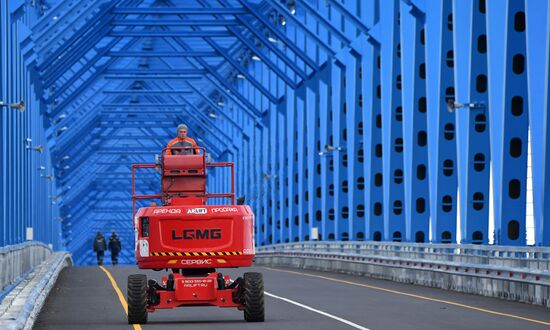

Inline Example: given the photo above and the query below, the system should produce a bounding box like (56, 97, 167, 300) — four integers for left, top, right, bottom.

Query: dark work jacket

(93, 236, 107, 252)
(108, 236, 122, 254)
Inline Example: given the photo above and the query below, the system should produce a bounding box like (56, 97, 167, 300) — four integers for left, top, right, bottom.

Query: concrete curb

(0, 252, 72, 330)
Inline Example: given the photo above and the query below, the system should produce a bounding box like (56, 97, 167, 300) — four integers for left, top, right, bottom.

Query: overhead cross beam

(107, 51, 219, 57)
(112, 19, 240, 26)
(111, 7, 247, 15)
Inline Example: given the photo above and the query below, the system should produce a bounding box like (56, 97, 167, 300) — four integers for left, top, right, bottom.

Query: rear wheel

(243, 272, 264, 322)
(127, 274, 148, 324)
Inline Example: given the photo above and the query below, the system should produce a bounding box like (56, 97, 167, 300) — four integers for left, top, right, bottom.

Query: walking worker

(108, 231, 122, 266)
(166, 124, 199, 155)
(93, 231, 107, 266)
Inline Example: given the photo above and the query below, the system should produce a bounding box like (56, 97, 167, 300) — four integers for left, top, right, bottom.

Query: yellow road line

(99, 266, 142, 330)
(263, 267, 550, 327)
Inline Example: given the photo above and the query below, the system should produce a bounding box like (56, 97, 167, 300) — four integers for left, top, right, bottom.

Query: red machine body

(134, 204, 255, 269)
(128, 147, 264, 323)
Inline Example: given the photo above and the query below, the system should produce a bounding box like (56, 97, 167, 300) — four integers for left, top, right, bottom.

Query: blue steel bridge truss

(0, 0, 550, 265)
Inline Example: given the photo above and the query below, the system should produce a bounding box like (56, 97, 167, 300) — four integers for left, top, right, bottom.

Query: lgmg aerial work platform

(129, 147, 264, 324)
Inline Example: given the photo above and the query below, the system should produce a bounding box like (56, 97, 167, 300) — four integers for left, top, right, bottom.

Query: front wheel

(243, 272, 265, 322)
(127, 274, 148, 324)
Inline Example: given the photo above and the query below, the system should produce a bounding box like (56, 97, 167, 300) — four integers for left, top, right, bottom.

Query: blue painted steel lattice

(1, 0, 550, 266)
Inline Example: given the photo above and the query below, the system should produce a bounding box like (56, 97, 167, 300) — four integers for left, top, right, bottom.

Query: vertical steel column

(268, 102, 278, 245)
(296, 89, 307, 240)
(255, 124, 269, 245)
(401, 3, 430, 242)
(382, 0, 405, 241)
(428, 0, 458, 243)
(277, 102, 286, 243)
(0, 0, 6, 246)
(494, 0, 529, 245)
(363, 34, 384, 241)
(344, 49, 365, 240)
(458, 0, 490, 244)
(331, 60, 348, 240)
(306, 80, 320, 241)
(286, 89, 297, 243)
(540, 0, 550, 246)
(305, 3, 319, 241)
(360, 1, 383, 241)
(319, 66, 334, 240)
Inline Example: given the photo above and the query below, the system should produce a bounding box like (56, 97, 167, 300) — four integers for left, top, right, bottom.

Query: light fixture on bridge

(446, 100, 486, 113)
(60, 155, 70, 162)
(318, 144, 343, 156)
(279, 15, 286, 26)
(209, 112, 217, 119)
(236, 73, 245, 79)
(217, 99, 225, 107)
(251, 55, 261, 62)
(287, 0, 296, 14)
(41, 173, 54, 180)
(52, 113, 66, 124)
(38, 166, 46, 171)
(27, 144, 44, 153)
(0, 100, 25, 112)
(55, 126, 68, 136)
(263, 173, 277, 180)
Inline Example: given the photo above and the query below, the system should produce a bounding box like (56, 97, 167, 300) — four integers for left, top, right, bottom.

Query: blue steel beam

(34, 0, 119, 71)
(183, 81, 248, 130)
(112, 19, 240, 26)
(205, 39, 279, 103)
(325, 0, 370, 35)
(47, 74, 110, 117)
(171, 43, 262, 116)
(265, 0, 344, 51)
(102, 90, 194, 95)
(358, 1, 383, 241)
(149, 5, 276, 104)
(426, 0, 458, 243)
(538, 0, 550, 245)
(107, 51, 219, 57)
(155, 32, 264, 117)
(401, 3, 429, 242)
(225, 27, 298, 88)
(493, 0, 529, 245)
(237, 0, 321, 71)
(233, 17, 309, 80)
(109, 30, 233, 37)
(381, 0, 406, 242)
(40, 18, 117, 86)
(103, 75, 203, 80)
(105, 69, 207, 75)
(101, 104, 189, 108)
(455, 0, 490, 244)
(111, 7, 247, 15)
(46, 37, 129, 99)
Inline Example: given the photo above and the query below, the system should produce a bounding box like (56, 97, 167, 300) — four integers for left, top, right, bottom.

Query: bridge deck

(34, 266, 550, 330)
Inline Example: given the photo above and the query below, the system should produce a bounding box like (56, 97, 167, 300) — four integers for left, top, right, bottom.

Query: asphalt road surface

(34, 265, 550, 330)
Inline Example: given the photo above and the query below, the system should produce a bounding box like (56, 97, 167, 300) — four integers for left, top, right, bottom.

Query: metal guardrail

(0, 242, 52, 297)
(256, 242, 550, 287)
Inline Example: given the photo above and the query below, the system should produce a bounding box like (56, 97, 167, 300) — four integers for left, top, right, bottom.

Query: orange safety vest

(165, 137, 198, 155)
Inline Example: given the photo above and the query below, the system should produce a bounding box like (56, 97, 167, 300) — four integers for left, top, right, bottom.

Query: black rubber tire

(243, 272, 265, 322)
(127, 274, 148, 324)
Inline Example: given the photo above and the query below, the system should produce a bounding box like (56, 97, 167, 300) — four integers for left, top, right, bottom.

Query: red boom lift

(129, 147, 264, 324)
